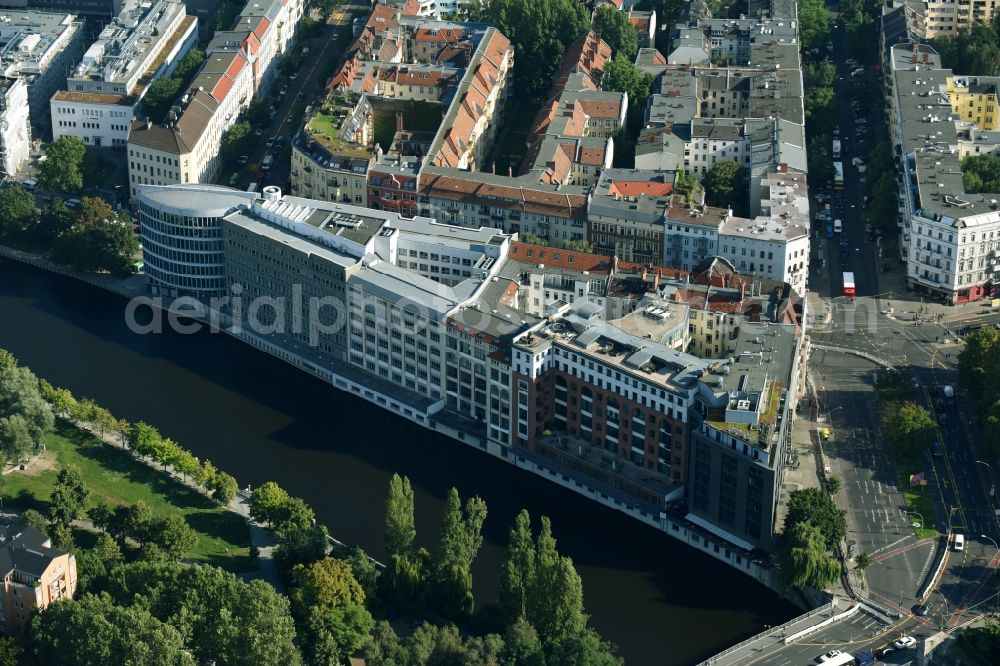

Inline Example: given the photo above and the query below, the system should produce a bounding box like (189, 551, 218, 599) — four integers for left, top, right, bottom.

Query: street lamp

(976, 460, 996, 498)
(906, 510, 924, 529)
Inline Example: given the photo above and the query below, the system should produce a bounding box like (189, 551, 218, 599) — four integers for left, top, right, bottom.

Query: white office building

(50, 0, 197, 147)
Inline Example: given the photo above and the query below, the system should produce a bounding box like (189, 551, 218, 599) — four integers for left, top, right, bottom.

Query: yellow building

(0, 525, 77, 634)
(947, 76, 1000, 130)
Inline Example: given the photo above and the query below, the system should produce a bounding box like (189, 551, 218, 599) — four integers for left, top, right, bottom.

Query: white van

(953, 534, 965, 551)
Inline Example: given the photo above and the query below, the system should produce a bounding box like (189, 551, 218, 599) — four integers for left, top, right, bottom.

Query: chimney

(612, 255, 619, 275)
(508, 166, 513, 177)
(740, 280, 746, 302)
(492, 161, 496, 175)
(396, 111, 404, 132)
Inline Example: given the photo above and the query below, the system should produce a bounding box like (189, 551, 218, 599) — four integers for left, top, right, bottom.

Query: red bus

(843, 272, 856, 299)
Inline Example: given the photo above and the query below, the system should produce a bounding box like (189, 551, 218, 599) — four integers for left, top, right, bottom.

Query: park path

(51, 418, 285, 592)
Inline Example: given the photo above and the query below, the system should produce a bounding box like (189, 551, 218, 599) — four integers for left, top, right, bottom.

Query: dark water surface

(0, 258, 797, 664)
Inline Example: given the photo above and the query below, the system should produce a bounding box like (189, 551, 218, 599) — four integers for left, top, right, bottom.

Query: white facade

(51, 0, 197, 146)
(0, 78, 30, 176)
(127, 0, 302, 195)
(718, 230, 810, 294)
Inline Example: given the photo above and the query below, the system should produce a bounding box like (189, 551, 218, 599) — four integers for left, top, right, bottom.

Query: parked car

(65, 198, 81, 209)
(279, 86, 288, 97)
(21, 179, 37, 191)
(239, 155, 248, 166)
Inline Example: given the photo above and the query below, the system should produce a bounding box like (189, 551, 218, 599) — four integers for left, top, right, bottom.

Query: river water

(0, 258, 797, 664)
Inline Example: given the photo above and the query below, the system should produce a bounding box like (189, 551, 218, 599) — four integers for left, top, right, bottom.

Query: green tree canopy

(959, 326, 1000, 395)
(39, 136, 87, 192)
(702, 160, 746, 212)
(962, 153, 1000, 193)
(465, 0, 591, 101)
(28, 593, 194, 666)
(384, 473, 416, 557)
(0, 356, 54, 463)
(783, 487, 847, 551)
(799, 0, 831, 51)
(49, 465, 90, 527)
(931, 25, 1000, 77)
(0, 184, 37, 239)
(104, 561, 301, 665)
(883, 401, 937, 458)
(250, 481, 291, 527)
(779, 521, 841, 591)
(275, 524, 330, 574)
(221, 121, 255, 163)
(593, 5, 639, 61)
(432, 488, 487, 620)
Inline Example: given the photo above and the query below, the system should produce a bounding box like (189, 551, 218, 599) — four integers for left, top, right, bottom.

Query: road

(226, 16, 345, 192)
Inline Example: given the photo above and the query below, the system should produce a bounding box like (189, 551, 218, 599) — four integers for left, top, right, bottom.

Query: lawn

(1, 420, 252, 572)
(894, 453, 940, 540)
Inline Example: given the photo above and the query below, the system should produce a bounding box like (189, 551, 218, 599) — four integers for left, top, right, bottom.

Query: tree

(563, 239, 593, 253)
(92, 407, 116, 437)
(799, 0, 831, 51)
(502, 617, 545, 666)
(147, 514, 197, 559)
(702, 160, 746, 211)
(381, 548, 431, 609)
(194, 458, 217, 488)
(302, 604, 375, 666)
(289, 557, 366, 618)
(22, 508, 49, 533)
(129, 421, 162, 458)
(520, 232, 549, 246)
(603, 54, 654, 108)
(384, 473, 416, 557)
(779, 521, 841, 591)
(959, 326, 1000, 395)
(783, 487, 847, 551)
(962, 153, 1000, 193)
(855, 552, 871, 570)
(465, 0, 591, 101)
(275, 524, 330, 574)
(432, 488, 487, 620)
(221, 121, 255, 163)
(825, 475, 843, 496)
(527, 517, 586, 643)
(592, 5, 639, 61)
(274, 496, 316, 534)
(88, 501, 114, 533)
(290, 558, 374, 665)
(209, 470, 238, 504)
(73, 197, 114, 229)
(883, 401, 936, 458)
(38, 136, 87, 192)
(49, 465, 89, 527)
(250, 481, 291, 527)
(547, 627, 623, 665)
(171, 447, 199, 481)
(0, 636, 21, 666)
(29, 593, 194, 666)
(345, 545, 379, 601)
(0, 184, 37, 239)
(114, 418, 132, 448)
(141, 77, 182, 123)
(104, 561, 302, 665)
(108, 501, 153, 546)
(49, 522, 75, 550)
(931, 25, 1000, 77)
(0, 358, 54, 463)
(499, 510, 537, 624)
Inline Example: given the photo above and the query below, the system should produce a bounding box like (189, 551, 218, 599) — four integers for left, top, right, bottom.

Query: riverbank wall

(0, 246, 785, 594)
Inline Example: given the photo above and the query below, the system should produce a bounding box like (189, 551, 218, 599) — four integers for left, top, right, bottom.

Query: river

(0, 257, 797, 664)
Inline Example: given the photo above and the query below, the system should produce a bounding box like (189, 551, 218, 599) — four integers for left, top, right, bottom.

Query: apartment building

(424, 27, 512, 171)
(137, 181, 805, 563)
(687, 321, 803, 550)
(51, 0, 198, 147)
(0, 77, 30, 176)
(0, 10, 86, 135)
(126, 0, 302, 196)
(0, 524, 77, 634)
(885, 0, 997, 38)
(0, 0, 119, 19)
(886, 42, 1000, 302)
